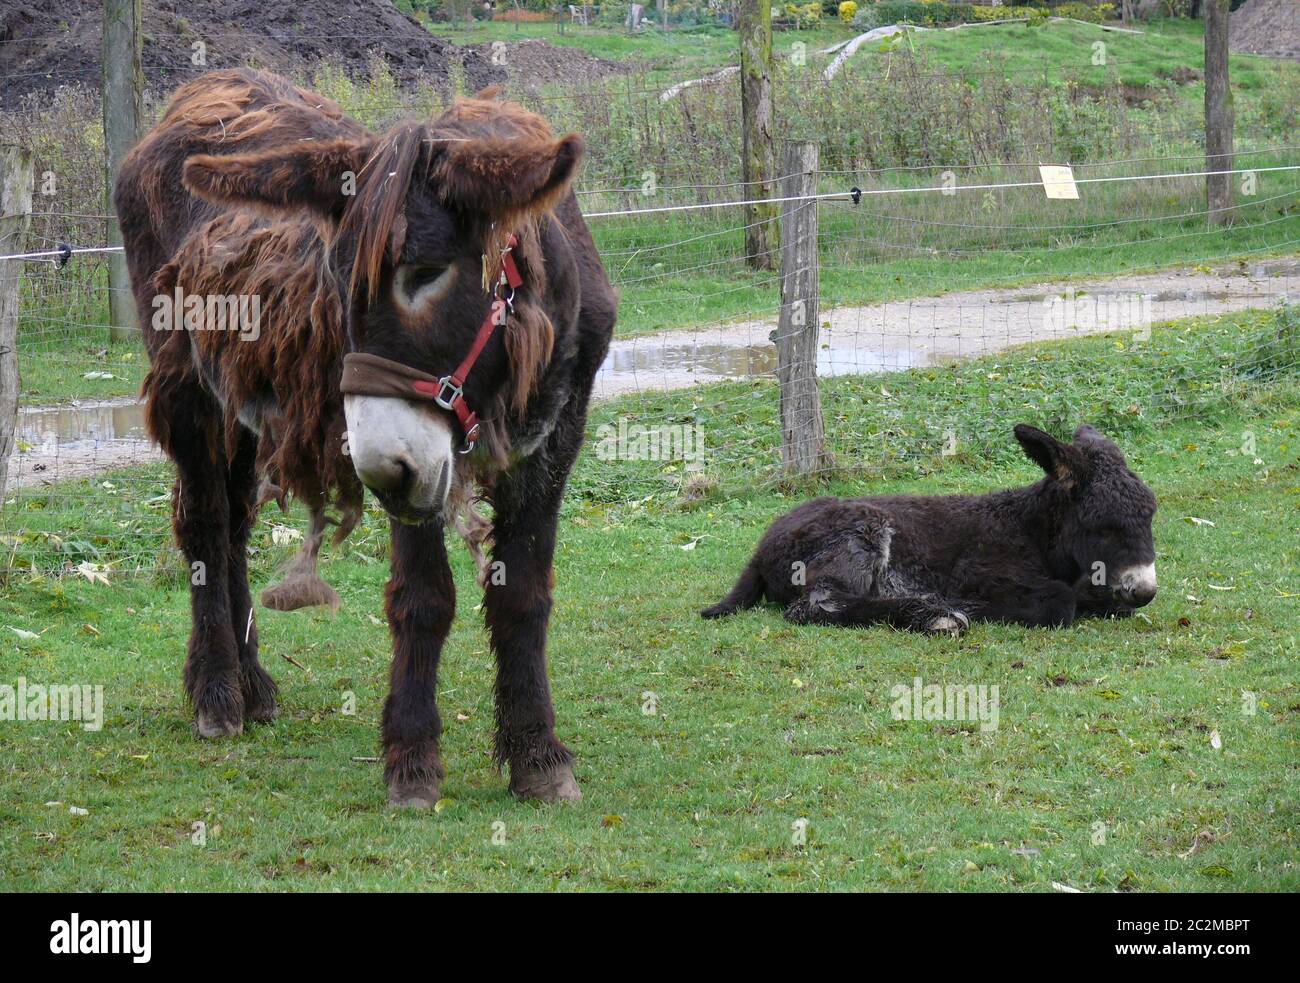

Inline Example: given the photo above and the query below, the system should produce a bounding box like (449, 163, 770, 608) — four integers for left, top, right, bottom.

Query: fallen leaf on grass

(1178, 829, 1216, 860)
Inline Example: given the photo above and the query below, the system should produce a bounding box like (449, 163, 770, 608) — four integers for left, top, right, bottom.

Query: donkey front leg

(382, 520, 455, 808)
(957, 577, 1077, 629)
(484, 472, 581, 803)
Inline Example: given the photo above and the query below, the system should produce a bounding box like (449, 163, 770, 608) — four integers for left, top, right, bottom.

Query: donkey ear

(436, 133, 584, 218)
(1015, 424, 1089, 488)
(1073, 423, 1105, 444)
(182, 138, 372, 220)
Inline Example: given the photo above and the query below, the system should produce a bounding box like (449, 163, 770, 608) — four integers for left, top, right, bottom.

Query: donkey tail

(701, 559, 765, 619)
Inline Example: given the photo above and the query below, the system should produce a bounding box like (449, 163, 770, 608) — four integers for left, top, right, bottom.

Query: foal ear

(1015, 424, 1089, 488)
(436, 132, 584, 218)
(182, 138, 372, 221)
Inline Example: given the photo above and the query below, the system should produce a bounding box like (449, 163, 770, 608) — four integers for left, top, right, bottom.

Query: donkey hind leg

(382, 520, 455, 808)
(260, 505, 341, 612)
(786, 580, 970, 636)
(162, 392, 245, 738)
(227, 428, 279, 722)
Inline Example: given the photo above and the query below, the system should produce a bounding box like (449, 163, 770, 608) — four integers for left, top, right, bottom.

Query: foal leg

(382, 520, 455, 808)
(956, 577, 1078, 629)
(786, 580, 970, 635)
(484, 466, 580, 803)
(226, 428, 278, 723)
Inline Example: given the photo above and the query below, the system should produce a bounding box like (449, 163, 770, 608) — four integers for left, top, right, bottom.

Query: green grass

(860, 18, 1286, 92)
(1, 309, 1297, 891)
(427, 20, 848, 76)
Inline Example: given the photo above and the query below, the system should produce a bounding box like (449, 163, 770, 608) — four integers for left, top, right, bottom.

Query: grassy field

(2, 309, 1296, 891)
(430, 15, 1298, 98)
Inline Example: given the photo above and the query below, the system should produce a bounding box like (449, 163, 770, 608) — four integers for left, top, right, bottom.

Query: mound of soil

(1231, 0, 1300, 60)
(463, 37, 633, 93)
(0, 0, 506, 103)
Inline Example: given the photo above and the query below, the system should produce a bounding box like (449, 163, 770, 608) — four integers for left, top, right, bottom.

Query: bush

(1052, 2, 1115, 22)
(869, 1, 966, 27)
(838, 1, 858, 24)
(969, 5, 1049, 23)
(782, 2, 823, 27)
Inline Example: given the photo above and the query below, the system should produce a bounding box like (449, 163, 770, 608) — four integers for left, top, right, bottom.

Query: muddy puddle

(4, 399, 160, 491)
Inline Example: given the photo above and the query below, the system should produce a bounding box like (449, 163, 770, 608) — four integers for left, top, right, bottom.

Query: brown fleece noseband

(340, 234, 523, 454)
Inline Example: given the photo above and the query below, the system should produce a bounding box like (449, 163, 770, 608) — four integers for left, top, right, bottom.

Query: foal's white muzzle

(344, 395, 454, 522)
(1116, 562, 1158, 606)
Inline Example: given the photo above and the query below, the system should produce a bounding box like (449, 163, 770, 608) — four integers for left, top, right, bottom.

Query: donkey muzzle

(1116, 562, 1158, 607)
(343, 394, 454, 523)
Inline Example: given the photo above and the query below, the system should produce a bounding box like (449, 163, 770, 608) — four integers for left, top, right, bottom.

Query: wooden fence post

(102, 0, 143, 342)
(0, 146, 35, 504)
(1204, 0, 1233, 226)
(775, 140, 828, 476)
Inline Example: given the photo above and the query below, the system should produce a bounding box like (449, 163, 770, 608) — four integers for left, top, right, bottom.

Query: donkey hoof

(510, 762, 582, 803)
(261, 575, 340, 612)
(387, 781, 441, 810)
(927, 611, 969, 636)
(196, 712, 243, 739)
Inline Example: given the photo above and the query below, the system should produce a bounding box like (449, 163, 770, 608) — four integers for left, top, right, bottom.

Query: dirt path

(592, 257, 1299, 399)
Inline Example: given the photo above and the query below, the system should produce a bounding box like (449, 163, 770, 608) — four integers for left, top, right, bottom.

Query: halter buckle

(433, 376, 462, 411)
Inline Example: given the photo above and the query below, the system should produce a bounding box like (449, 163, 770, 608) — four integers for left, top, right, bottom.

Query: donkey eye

(406, 265, 446, 286)
(393, 263, 455, 312)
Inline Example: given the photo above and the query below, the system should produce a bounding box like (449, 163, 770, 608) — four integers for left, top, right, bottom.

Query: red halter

(410, 234, 522, 453)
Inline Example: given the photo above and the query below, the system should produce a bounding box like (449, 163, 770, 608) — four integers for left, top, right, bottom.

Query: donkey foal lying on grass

(703, 425, 1157, 634)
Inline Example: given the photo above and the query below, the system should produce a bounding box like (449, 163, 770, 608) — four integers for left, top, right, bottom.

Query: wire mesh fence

(1, 49, 1298, 578)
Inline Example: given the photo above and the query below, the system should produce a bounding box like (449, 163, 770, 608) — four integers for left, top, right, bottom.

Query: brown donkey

(115, 69, 616, 805)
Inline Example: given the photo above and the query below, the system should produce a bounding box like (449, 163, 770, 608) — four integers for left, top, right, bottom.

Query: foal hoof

(196, 711, 243, 739)
(261, 574, 340, 612)
(927, 611, 970, 636)
(387, 781, 441, 810)
(509, 762, 582, 803)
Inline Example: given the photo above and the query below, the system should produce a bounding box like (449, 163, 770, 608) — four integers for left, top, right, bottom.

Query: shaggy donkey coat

(116, 69, 616, 805)
(703, 425, 1158, 632)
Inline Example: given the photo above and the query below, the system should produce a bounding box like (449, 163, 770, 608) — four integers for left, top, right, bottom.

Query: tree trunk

(1204, 0, 1233, 226)
(739, 0, 775, 270)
